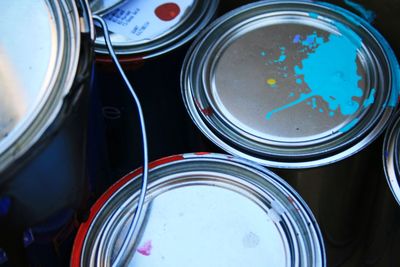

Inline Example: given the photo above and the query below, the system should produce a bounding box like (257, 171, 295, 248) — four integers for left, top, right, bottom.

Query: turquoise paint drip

(311, 97, 317, 109)
(339, 118, 359, 133)
(266, 93, 312, 119)
(363, 88, 376, 108)
(266, 21, 364, 120)
(274, 47, 287, 63)
(389, 64, 400, 107)
(343, 0, 376, 23)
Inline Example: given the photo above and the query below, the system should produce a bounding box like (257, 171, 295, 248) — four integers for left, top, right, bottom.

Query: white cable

(92, 15, 149, 267)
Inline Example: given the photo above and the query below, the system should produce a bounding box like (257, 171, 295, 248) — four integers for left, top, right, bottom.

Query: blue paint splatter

(293, 34, 301, 43)
(300, 32, 325, 49)
(389, 64, 400, 107)
(266, 22, 364, 120)
(363, 88, 376, 108)
(274, 47, 287, 63)
(343, 0, 376, 23)
(339, 118, 359, 133)
(309, 12, 319, 19)
(261, 51, 267, 57)
(311, 98, 317, 109)
(289, 92, 295, 98)
(296, 78, 303, 84)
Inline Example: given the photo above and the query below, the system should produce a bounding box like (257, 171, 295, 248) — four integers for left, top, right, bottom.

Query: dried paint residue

(267, 78, 277, 87)
(343, 0, 376, 23)
(137, 240, 152, 256)
(155, 3, 180, 21)
(265, 19, 366, 135)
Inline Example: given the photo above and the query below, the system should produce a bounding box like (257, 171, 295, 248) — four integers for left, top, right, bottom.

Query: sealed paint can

(181, 1, 400, 265)
(360, 112, 400, 266)
(0, 0, 94, 264)
(71, 153, 325, 267)
(0, 209, 79, 267)
(383, 113, 400, 207)
(91, 0, 219, 181)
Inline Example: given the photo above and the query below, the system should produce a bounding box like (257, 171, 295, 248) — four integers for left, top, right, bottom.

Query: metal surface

(383, 111, 400, 206)
(94, 0, 219, 58)
(181, 0, 399, 168)
(73, 153, 325, 267)
(0, 0, 94, 265)
(90, 0, 127, 15)
(0, 0, 83, 175)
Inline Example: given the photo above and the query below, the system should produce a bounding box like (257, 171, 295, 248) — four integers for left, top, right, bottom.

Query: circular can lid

(182, 0, 400, 168)
(0, 0, 84, 173)
(90, 0, 127, 15)
(383, 112, 400, 206)
(72, 153, 325, 267)
(94, 0, 219, 58)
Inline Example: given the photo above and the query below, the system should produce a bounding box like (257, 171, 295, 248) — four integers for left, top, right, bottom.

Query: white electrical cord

(92, 15, 149, 267)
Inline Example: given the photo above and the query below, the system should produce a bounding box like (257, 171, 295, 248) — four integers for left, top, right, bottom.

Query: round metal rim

(181, 0, 399, 169)
(383, 112, 400, 206)
(0, 0, 84, 175)
(90, 0, 127, 16)
(72, 153, 326, 267)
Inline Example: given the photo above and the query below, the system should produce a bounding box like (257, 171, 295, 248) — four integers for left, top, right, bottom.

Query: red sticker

(155, 3, 180, 21)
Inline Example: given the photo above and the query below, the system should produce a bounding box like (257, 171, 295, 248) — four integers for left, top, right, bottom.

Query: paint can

(0, 209, 80, 267)
(0, 0, 94, 264)
(72, 153, 325, 266)
(360, 111, 400, 266)
(181, 1, 400, 265)
(91, 0, 219, 182)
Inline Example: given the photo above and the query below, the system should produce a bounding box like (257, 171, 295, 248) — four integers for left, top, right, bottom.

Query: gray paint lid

(90, 0, 127, 15)
(182, 0, 399, 168)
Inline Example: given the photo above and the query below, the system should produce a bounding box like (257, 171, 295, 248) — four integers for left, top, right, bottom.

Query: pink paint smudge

(137, 240, 152, 256)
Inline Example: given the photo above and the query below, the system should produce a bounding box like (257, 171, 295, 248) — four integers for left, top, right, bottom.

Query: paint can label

(104, 0, 195, 42)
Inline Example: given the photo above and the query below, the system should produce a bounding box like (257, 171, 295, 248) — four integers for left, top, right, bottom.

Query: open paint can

(181, 1, 399, 265)
(0, 0, 93, 264)
(91, 0, 219, 181)
(72, 153, 325, 266)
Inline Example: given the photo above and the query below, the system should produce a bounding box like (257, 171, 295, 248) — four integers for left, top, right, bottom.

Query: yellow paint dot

(267, 78, 277, 86)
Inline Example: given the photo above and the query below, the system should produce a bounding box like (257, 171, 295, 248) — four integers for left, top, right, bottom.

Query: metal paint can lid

(94, 0, 218, 58)
(182, 0, 400, 169)
(383, 112, 400, 206)
(72, 153, 325, 266)
(90, 0, 127, 15)
(0, 0, 89, 173)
